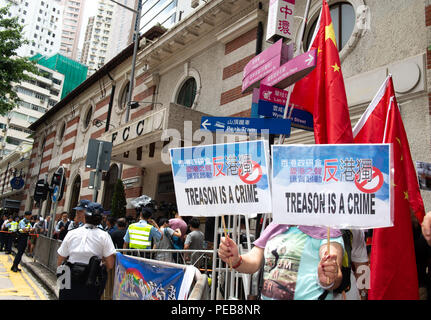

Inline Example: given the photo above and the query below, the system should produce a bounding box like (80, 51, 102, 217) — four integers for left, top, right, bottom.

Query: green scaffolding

(30, 54, 88, 100)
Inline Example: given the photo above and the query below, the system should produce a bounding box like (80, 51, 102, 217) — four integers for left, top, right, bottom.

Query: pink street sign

(243, 39, 292, 78)
(242, 54, 283, 93)
(261, 49, 317, 89)
(258, 84, 289, 105)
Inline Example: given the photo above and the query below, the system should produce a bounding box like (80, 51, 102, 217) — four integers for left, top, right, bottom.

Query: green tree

(111, 179, 127, 218)
(0, 5, 39, 115)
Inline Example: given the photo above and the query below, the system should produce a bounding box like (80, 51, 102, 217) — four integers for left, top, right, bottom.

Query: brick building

(21, 0, 431, 218)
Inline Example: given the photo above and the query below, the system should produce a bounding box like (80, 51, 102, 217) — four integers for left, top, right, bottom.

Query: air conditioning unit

(191, 0, 199, 8)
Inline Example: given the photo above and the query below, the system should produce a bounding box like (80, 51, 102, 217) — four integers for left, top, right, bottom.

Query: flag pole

(221, 215, 233, 270)
(327, 226, 331, 284)
(278, 0, 312, 145)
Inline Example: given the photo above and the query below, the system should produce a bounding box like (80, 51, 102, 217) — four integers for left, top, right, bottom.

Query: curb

(12, 248, 59, 299)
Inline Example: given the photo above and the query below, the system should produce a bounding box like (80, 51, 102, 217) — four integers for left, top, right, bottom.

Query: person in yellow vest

(123, 207, 161, 253)
(11, 211, 34, 272)
(5, 216, 18, 254)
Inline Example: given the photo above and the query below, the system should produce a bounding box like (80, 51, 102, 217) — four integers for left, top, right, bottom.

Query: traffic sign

(256, 84, 314, 131)
(200, 116, 292, 136)
(10, 177, 24, 190)
(52, 185, 59, 203)
(85, 139, 112, 171)
(261, 49, 317, 89)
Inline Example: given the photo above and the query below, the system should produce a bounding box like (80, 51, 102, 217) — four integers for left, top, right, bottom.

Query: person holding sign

(218, 224, 344, 300)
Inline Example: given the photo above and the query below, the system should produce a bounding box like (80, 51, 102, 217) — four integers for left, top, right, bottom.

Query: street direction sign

(261, 49, 317, 88)
(242, 39, 292, 93)
(200, 116, 292, 136)
(257, 84, 313, 131)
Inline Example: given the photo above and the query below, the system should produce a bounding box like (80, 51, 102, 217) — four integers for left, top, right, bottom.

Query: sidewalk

(12, 248, 58, 299)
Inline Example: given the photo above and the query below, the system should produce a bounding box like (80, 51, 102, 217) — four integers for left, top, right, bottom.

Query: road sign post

(48, 166, 66, 238)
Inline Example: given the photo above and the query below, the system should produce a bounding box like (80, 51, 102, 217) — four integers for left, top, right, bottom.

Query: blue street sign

(200, 116, 291, 136)
(52, 185, 59, 203)
(257, 100, 314, 131)
(10, 177, 24, 190)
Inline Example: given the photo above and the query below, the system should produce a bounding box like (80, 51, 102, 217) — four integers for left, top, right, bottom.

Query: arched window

(305, 2, 355, 52)
(69, 175, 81, 214)
(102, 164, 119, 211)
(176, 78, 197, 108)
(118, 82, 130, 110)
(83, 106, 93, 129)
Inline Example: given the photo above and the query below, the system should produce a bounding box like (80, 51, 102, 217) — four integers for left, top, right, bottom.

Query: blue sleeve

(123, 228, 130, 243)
(150, 226, 162, 242)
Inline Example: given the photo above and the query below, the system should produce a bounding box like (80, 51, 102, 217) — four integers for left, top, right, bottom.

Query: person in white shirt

(57, 202, 116, 300)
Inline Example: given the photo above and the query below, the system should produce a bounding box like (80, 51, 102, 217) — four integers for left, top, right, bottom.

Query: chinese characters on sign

(266, 0, 295, 43)
(272, 144, 393, 229)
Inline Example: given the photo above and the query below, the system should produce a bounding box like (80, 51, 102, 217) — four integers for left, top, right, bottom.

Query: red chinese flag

(290, 0, 353, 144)
(353, 75, 424, 300)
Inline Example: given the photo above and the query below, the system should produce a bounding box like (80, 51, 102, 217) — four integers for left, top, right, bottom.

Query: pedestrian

(27, 215, 38, 257)
(68, 200, 90, 231)
(110, 218, 127, 249)
(55, 212, 70, 241)
(155, 218, 181, 262)
(11, 211, 34, 272)
(57, 202, 116, 300)
(105, 216, 117, 234)
(0, 215, 9, 251)
(123, 207, 161, 253)
(44, 216, 51, 236)
(217, 224, 344, 300)
(184, 218, 204, 266)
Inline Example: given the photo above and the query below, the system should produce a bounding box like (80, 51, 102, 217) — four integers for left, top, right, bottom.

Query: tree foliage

(0, 5, 39, 115)
(111, 179, 127, 218)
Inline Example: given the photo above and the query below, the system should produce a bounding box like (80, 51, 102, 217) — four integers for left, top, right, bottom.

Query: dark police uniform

(11, 213, 33, 272)
(57, 202, 116, 300)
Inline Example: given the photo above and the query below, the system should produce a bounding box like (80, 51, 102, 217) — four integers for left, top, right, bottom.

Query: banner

(271, 144, 393, 229)
(170, 140, 272, 216)
(113, 252, 195, 300)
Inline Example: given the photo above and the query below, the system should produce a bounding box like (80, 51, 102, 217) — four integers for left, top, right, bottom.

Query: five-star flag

(353, 75, 425, 300)
(289, 0, 353, 144)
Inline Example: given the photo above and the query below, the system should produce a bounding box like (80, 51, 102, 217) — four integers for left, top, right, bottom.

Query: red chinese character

(323, 159, 339, 182)
(278, 20, 291, 35)
(280, 5, 293, 19)
(213, 156, 225, 177)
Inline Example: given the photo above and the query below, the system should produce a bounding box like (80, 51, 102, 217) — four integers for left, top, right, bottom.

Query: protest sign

(113, 252, 195, 300)
(170, 140, 272, 216)
(271, 144, 393, 229)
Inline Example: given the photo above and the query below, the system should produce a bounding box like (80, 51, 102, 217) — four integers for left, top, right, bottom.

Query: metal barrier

(33, 235, 63, 273)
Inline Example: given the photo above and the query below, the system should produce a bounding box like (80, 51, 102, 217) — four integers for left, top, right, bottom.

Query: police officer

(123, 207, 161, 252)
(57, 202, 116, 300)
(11, 211, 33, 272)
(67, 199, 90, 231)
(5, 216, 18, 254)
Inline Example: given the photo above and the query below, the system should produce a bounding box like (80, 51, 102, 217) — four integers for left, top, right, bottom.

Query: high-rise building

(31, 53, 88, 99)
(80, 0, 114, 75)
(0, 64, 64, 157)
(59, 0, 86, 60)
(105, 0, 198, 63)
(80, 16, 94, 67)
(0, 0, 64, 57)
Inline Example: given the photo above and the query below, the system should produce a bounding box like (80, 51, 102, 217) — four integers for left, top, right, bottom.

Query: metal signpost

(48, 166, 66, 238)
(85, 139, 113, 202)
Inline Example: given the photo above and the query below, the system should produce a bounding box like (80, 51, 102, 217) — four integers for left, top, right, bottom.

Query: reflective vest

(18, 219, 31, 233)
(8, 221, 18, 232)
(128, 223, 152, 249)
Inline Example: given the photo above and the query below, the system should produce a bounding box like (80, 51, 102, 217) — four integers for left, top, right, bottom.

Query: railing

(33, 239, 247, 300)
(33, 235, 63, 273)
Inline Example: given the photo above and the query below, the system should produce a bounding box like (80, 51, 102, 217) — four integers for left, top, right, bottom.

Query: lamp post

(109, 0, 143, 123)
